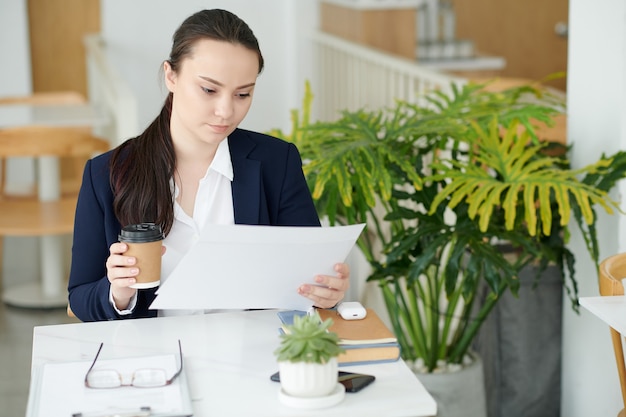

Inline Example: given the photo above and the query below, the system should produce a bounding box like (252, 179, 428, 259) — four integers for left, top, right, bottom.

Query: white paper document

(150, 223, 365, 311)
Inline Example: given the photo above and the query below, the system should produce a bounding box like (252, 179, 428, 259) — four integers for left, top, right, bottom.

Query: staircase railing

(311, 31, 466, 122)
(84, 34, 139, 146)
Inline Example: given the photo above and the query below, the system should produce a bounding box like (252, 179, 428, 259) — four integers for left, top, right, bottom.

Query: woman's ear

(164, 61, 177, 93)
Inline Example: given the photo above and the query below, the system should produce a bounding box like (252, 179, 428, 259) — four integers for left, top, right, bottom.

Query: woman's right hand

(106, 242, 139, 310)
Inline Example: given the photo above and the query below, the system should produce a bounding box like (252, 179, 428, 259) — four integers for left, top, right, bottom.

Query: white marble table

(579, 295, 626, 334)
(26, 310, 438, 417)
(0, 102, 107, 308)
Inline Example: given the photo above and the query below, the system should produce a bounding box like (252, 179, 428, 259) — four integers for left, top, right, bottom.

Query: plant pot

(473, 263, 562, 417)
(413, 353, 487, 417)
(278, 357, 338, 398)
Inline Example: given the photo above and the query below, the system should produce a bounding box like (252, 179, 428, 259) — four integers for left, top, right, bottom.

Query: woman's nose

(214, 96, 233, 119)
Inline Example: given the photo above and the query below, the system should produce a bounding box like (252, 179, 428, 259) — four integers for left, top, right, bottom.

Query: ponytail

(110, 93, 176, 235)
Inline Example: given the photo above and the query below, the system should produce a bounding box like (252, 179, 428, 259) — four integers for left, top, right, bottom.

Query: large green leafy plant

(271, 81, 626, 372)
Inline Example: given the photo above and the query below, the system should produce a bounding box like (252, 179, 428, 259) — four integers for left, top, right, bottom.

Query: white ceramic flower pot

(278, 357, 338, 398)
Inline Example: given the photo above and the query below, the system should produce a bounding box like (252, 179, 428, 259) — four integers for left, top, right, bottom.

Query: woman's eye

(236, 93, 251, 98)
(201, 87, 215, 94)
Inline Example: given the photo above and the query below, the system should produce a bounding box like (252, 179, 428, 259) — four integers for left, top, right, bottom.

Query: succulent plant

(274, 312, 345, 364)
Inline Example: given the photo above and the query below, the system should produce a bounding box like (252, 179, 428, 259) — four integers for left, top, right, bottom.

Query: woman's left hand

(298, 262, 350, 309)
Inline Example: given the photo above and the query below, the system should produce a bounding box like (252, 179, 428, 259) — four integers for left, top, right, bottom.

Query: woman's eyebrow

(199, 76, 256, 89)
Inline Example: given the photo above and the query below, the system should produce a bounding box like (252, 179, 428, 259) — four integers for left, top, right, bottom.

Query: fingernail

(130, 268, 139, 275)
(127, 257, 136, 265)
(315, 276, 323, 283)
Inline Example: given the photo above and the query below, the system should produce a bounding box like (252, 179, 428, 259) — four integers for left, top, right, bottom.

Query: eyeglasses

(84, 340, 183, 389)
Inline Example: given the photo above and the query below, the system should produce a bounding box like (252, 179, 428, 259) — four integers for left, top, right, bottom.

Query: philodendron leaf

(427, 117, 620, 236)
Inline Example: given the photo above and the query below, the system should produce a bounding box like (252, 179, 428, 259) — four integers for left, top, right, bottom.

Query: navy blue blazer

(68, 128, 320, 322)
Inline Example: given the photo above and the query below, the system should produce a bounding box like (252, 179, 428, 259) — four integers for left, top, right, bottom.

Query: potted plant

(271, 80, 626, 414)
(274, 311, 345, 398)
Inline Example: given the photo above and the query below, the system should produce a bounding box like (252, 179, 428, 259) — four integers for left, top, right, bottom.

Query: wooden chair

(599, 252, 626, 417)
(0, 91, 87, 197)
(0, 91, 85, 106)
(0, 126, 109, 311)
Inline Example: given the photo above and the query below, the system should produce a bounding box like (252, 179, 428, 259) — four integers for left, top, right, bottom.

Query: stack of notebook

(277, 308, 401, 366)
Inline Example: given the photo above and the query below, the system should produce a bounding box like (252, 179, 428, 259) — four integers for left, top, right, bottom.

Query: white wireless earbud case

(337, 302, 367, 320)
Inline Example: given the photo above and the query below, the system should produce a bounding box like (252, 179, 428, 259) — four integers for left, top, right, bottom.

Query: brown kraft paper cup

(119, 223, 164, 289)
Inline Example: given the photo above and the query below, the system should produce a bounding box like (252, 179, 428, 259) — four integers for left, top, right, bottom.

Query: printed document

(151, 223, 365, 311)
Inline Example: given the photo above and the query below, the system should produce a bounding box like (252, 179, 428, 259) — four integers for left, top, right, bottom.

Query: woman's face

(164, 38, 259, 149)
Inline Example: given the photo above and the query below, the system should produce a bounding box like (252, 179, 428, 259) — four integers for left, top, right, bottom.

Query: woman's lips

(209, 124, 229, 134)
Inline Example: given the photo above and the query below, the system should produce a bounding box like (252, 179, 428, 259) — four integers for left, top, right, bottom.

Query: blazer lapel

(229, 130, 262, 224)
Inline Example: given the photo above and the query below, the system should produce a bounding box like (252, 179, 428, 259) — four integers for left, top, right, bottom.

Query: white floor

(0, 236, 77, 417)
(0, 303, 75, 417)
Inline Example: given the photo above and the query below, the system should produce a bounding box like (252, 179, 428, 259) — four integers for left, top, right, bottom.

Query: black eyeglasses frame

(84, 339, 183, 389)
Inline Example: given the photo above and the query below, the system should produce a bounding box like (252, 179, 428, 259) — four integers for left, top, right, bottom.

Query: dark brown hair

(110, 9, 264, 235)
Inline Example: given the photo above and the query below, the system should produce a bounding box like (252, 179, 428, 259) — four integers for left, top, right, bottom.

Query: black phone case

(270, 371, 375, 393)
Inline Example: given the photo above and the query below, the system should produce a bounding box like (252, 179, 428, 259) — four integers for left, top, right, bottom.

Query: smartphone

(270, 370, 375, 393)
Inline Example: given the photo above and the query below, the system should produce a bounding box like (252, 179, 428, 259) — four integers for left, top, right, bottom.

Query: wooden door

(28, 0, 100, 97)
(452, 0, 568, 91)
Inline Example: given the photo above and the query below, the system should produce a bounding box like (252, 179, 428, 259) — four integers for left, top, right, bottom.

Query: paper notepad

(317, 308, 398, 345)
(28, 354, 193, 417)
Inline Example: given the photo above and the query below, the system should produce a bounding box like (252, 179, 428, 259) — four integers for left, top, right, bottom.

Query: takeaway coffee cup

(119, 223, 164, 289)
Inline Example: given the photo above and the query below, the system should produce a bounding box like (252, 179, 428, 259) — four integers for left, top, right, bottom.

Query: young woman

(68, 9, 350, 322)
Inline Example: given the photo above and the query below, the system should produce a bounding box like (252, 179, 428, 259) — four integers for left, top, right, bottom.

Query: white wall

(0, 0, 35, 183)
(0, 0, 32, 96)
(101, 0, 318, 135)
(562, 1, 626, 416)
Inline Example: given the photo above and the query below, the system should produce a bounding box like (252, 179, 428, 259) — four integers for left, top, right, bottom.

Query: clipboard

(26, 353, 193, 417)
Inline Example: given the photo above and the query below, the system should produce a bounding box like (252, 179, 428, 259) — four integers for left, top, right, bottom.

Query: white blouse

(113, 139, 235, 316)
